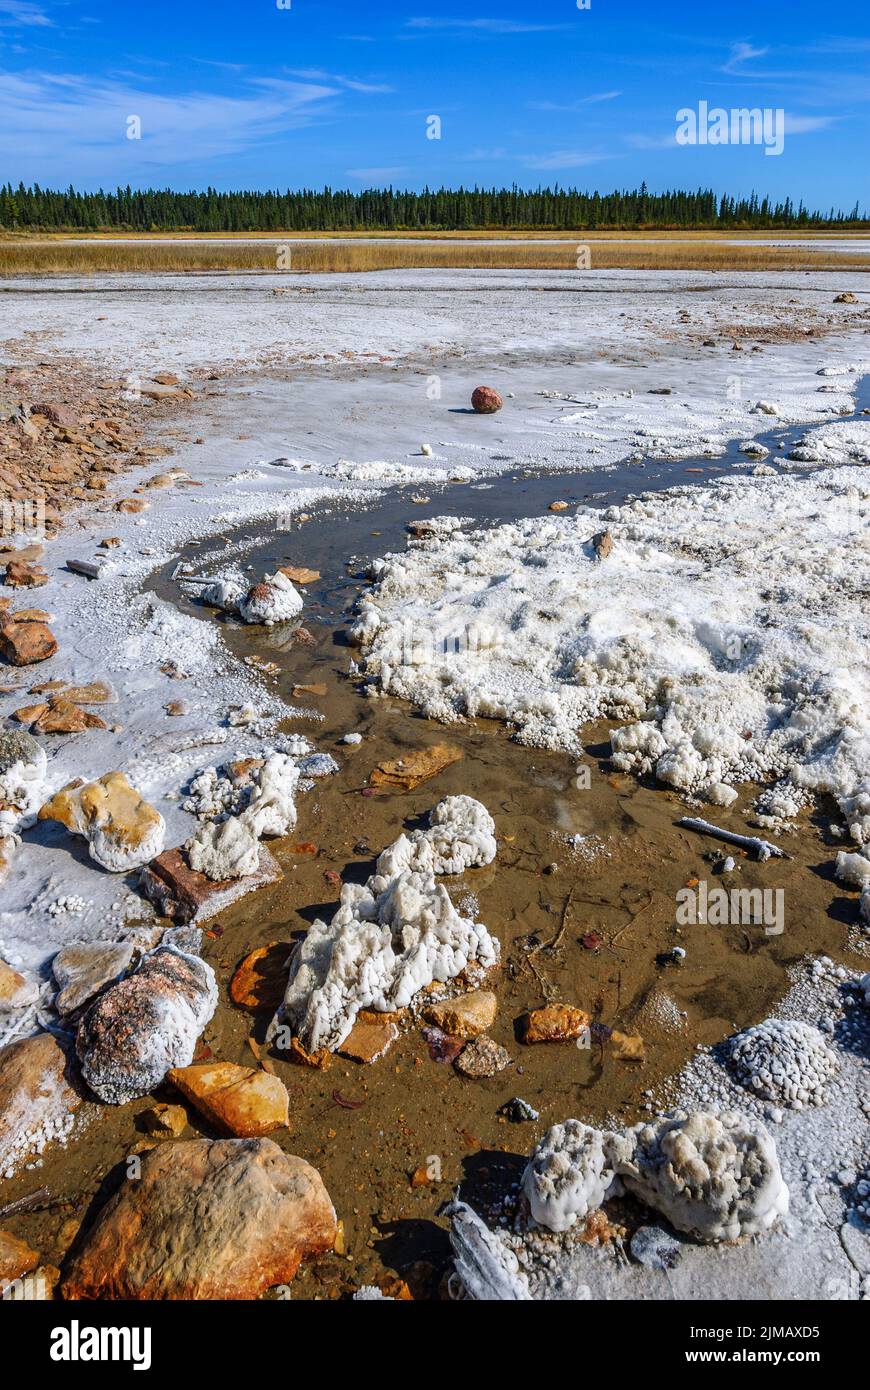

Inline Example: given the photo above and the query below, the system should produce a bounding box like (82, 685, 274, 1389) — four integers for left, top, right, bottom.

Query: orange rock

(611, 1030, 645, 1062)
(286, 1036, 332, 1070)
(32, 698, 108, 734)
(168, 1061, 290, 1137)
(376, 1274, 413, 1300)
(115, 498, 149, 514)
(4, 561, 48, 589)
(289, 841, 319, 856)
(369, 743, 463, 791)
(0, 1228, 39, 1283)
(0, 619, 58, 666)
(521, 1004, 591, 1044)
(61, 1138, 336, 1300)
(338, 1010, 399, 1064)
(230, 942, 291, 1013)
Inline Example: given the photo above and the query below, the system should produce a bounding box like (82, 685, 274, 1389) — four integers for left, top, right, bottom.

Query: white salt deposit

(269, 796, 500, 1052)
(238, 570, 303, 625)
(727, 1019, 839, 1109)
(353, 465, 870, 839)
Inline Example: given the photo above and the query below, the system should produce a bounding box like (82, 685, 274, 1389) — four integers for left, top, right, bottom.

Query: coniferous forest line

(1, 182, 866, 232)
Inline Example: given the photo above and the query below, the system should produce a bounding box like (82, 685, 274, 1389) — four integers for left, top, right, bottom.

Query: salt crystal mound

(521, 1119, 633, 1233)
(621, 1110, 789, 1243)
(860, 973, 870, 1006)
(76, 946, 218, 1105)
(835, 850, 870, 889)
(787, 420, 870, 468)
(239, 570, 303, 625)
(376, 795, 497, 877)
(0, 731, 48, 835)
(269, 796, 500, 1053)
(186, 816, 261, 881)
(184, 754, 299, 835)
(727, 1019, 839, 1109)
(350, 465, 870, 841)
(447, 1200, 532, 1300)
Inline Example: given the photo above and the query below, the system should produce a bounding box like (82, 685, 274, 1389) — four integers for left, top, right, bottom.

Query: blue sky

(0, 0, 866, 207)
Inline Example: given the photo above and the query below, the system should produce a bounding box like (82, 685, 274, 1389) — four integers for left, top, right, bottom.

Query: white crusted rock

(239, 571, 303, 625)
(376, 795, 496, 879)
(447, 1201, 532, 1300)
(727, 1018, 839, 1109)
(38, 772, 165, 873)
(201, 573, 246, 613)
(835, 850, 870, 889)
(621, 1110, 789, 1243)
(239, 753, 299, 838)
(521, 1118, 633, 1232)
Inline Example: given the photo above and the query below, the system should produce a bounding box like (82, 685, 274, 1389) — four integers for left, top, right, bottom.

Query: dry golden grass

(0, 239, 867, 275)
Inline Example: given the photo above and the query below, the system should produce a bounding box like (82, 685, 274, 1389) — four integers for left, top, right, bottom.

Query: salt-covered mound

(239, 571, 303, 625)
(521, 1119, 633, 1233)
(200, 572, 247, 613)
(187, 816, 261, 881)
(621, 1110, 789, 1243)
(835, 850, 870, 888)
(522, 1109, 788, 1243)
(376, 794, 497, 878)
(76, 946, 218, 1105)
(269, 796, 500, 1053)
(350, 465, 870, 841)
(788, 420, 870, 468)
(727, 1018, 839, 1109)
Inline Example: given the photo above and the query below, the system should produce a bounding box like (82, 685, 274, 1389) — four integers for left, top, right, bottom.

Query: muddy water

(7, 423, 865, 1300)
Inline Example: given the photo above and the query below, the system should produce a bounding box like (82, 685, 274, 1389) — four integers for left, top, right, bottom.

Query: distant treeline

(1, 182, 866, 232)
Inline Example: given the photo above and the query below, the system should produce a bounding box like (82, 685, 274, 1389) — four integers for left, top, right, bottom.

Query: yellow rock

(423, 990, 497, 1040)
(38, 771, 165, 872)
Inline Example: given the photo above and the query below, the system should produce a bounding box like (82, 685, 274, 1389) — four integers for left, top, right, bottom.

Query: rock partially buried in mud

(521, 1004, 591, 1044)
(471, 385, 503, 414)
(39, 771, 165, 872)
(75, 946, 218, 1105)
(230, 942, 291, 1013)
(454, 1035, 512, 1079)
(0, 618, 58, 666)
(61, 1137, 337, 1300)
(368, 743, 463, 791)
(168, 1062, 289, 1137)
(337, 1010, 400, 1064)
(0, 1032, 83, 1179)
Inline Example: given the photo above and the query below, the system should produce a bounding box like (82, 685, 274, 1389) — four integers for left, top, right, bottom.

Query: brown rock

(230, 942, 291, 1013)
(292, 682, 327, 698)
(549, 500, 569, 511)
(0, 1228, 39, 1284)
(592, 530, 613, 561)
(521, 1004, 591, 1044)
(52, 940, 136, 1016)
(9, 608, 51, 623)
(31, 698, 108, 734)
(454, 1035, 512, 1079)
(139, 844, 283, 925)
(338, 1010, 400, 1064)
(369, 742, 463, 791)
(471, 386, 503, 414)
(30, 403, 79, 429)
(834, 292, 858, 304)
(0, 1033, 83, 1178)
(168, 1062, 289, 1137)
(138, 1102, 188, 1139)
(61, 1137, 337, 1300)
(0, 619, 57, 666)
(115, 498, 149, 514)
(4, 561, 48, 589)
(423, 989, 497, 1040)
(611, 1030, 645, 1062)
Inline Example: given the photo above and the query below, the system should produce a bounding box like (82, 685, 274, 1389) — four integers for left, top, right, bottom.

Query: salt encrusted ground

(0, 271, 868, 1301)
(491, 956, 869, 1301)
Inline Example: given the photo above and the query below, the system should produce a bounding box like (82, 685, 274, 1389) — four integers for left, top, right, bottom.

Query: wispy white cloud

(520, 149, 611, 170)
(527, 92, 621, 111)
(0, 0, 51, 26)
(284, 67, 394, 93)
(0, 69, 340, 179)
(722, 41, 769, 73)
(346, 165, 408, 181)
(783, 113, 837, 134)
(406, 17, 570, 35)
